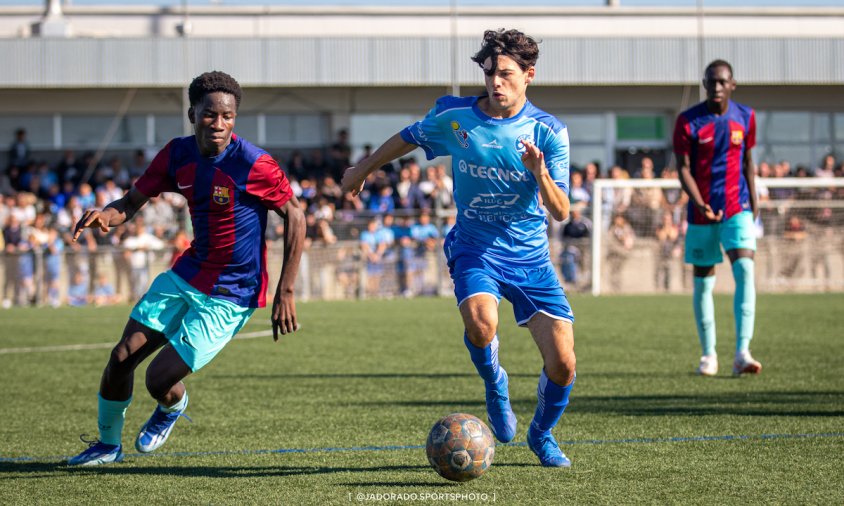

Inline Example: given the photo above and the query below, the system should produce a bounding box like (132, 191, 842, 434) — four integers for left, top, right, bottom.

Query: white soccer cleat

(733, 351, 762, 376)
(696, 354, 718, 376)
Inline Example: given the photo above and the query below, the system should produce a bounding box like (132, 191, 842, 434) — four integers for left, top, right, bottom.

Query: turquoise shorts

(130, 270, 255, 371)
(685, 211, 756, 266)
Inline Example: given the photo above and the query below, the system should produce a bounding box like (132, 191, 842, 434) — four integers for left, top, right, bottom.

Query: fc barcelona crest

(731, 130, 744, 145)
(213, 185, 231, 205)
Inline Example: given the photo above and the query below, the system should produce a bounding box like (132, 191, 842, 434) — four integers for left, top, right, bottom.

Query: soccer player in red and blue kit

(67, 71, 306, 466)
(674, 60, 762, 378)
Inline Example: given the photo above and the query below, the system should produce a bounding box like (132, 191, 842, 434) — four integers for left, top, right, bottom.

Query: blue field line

(2, 432, 843, 464)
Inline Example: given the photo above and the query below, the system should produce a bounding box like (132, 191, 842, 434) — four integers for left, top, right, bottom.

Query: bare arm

(677, 153, 723, 223)
(340, 133, 417, 195)
(742, 147, 758, 218)
(521, 140, 569, 222)
(72, 187, 150, 242)
(271, 195, 306, 340)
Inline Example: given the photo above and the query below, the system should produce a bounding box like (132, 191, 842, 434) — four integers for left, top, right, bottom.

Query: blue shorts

(130, 270, 255, 371)
(445, 241, 574, 327)
(685, 211, 756, 266)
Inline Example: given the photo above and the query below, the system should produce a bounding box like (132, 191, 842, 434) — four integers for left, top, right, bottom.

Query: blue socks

(732, 258, 756, 354)
(530, 370, 574, 433)
(463, 333, 502, 385)
(98, 394, 132, 446)
(693, 275, 717, 356)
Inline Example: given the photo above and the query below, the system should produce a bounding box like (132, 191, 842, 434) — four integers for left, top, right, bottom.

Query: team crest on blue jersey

(213, 185, 231, 205)
(731, 130, 744, 145)
(515, 134, 534, 154)
(451, 121, 470, 149)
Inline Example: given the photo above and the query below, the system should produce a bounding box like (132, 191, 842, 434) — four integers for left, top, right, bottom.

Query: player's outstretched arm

(272, 195, 306, 340)
(521, 140, 569, 222)
(677, 153, 723, 222)
(72, 187, 150, 242)
(340, 133, 417, 195)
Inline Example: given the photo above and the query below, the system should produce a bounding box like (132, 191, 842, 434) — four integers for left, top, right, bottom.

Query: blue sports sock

(98, 394, 131, 446)
(531, 370, 574, 433)
(693, 275, 717, 356)
(463, 333, 502, 385)
(161, 390, 188, 413)
(732, 258, 756, 354)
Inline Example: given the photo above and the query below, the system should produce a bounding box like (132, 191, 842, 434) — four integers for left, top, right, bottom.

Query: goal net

(576, 177, 844, 296)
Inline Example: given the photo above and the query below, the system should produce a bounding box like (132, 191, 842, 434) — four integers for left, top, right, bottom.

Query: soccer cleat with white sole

(696, 354, 718, 376)
(527, 426, 571, 468)
(733, 352, 762, 376)
(135, 403, 190, 453)
(67, 437, 123, 466)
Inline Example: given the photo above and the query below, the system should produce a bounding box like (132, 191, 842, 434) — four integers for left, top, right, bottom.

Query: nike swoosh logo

(699, 137, 714, 144)
(177, 183, 192, 189)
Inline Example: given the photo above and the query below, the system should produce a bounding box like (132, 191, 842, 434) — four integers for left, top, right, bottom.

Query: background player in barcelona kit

(342, 29, 576, 467)
(674, 60, 762, 377)
(67, 71, 306, 466)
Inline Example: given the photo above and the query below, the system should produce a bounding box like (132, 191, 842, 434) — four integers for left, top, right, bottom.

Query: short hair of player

(188, 71, 242, 109)
(704, 59, 734, 79)
(471, 29, 540, 75)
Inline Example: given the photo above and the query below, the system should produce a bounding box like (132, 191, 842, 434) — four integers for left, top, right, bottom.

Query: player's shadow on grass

(211, 372, 536, 380)
(366, 390, 844, 417)
(0, 461, 433, 479)
(0, 461, 66, 479)
(567, 390, 844, 417)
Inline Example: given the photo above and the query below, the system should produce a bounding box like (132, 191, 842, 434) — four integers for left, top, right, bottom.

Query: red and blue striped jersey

(135, 134, 292, 308)
(673, 100, 756, 225)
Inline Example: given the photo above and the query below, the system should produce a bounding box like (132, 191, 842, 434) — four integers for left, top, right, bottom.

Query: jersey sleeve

(746, 110, 757, 150)
(134, 142, 175, 198)
(543, 125, 570, 194)
(673, 115, 692, 157)
(246, 153, 293, 211)
(400, 103, 450, 160)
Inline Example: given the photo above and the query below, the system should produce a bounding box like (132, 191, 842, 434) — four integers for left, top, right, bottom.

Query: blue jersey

(400, 96, 569, 266)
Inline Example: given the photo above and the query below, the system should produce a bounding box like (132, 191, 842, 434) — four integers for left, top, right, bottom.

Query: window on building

(755, 111, 841, 169)
(62, 115, 147, 149)
(560, 113, 608, 170)
(265, 113, 328, 148)
(154, 115, 184, 145)
(0, 116, 54, 149)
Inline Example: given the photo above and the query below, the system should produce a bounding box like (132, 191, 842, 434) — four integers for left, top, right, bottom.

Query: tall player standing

(342, 29, 576, 467)
(68, 71, 305, 466)
(674, 60, 762, 377)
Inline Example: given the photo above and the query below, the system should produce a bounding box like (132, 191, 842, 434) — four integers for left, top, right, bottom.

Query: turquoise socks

(98, 394, 132, 446)
(732, 258, 756, 354)
(693, 275, 716, 356)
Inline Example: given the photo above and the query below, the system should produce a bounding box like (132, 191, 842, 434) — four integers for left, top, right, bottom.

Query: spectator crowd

(2, 126, 843, 306)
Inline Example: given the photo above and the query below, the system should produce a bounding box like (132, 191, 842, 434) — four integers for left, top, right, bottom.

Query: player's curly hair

(705, 59, 734, 79)
(471, 29, 540, 75)
(188, 71, 242, 109)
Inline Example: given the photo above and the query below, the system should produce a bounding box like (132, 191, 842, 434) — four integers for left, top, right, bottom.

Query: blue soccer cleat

(67, 436, 123, 466)
(485, 368, 517, 443)
(527, 426, 571, 468)
(135, 402, 191, 453)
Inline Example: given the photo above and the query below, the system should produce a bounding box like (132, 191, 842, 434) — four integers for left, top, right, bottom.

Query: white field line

(0, 329, 274, 355)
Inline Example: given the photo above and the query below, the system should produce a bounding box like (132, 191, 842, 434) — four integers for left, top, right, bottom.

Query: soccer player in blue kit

(674, 60, 762, 377)
(342, 29, 576, 467)
(67, 71, 306, 465)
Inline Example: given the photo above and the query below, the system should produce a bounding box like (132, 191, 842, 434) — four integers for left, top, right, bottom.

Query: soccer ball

(426, 413, 495, 482)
